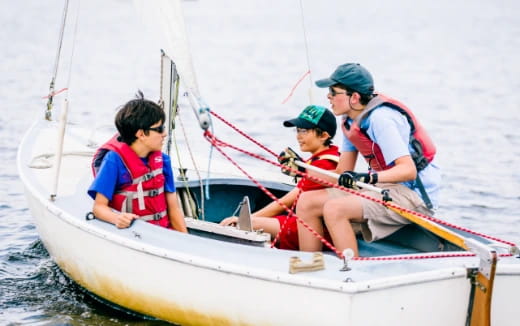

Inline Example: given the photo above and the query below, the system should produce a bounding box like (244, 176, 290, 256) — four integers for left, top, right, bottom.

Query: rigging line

(204, 112, 214, 200)
(168, 65, 201, 219)
(270, 188, 302, 248)
(281, 70, 310, 104)
(46, 0, 70, 120)
(174, 110, 206, 220)
(203, 131, 344, 258)
(298, 0, 314, 103)
(209, 110, 278, 157)
(204, 132, 517, 250)
(295, 163, 518, 248)
(52, 0, 69, 83)
(64, 0, 81, 98)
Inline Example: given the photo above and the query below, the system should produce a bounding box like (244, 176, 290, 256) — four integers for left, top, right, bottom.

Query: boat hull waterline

(18, 119, 520, 325)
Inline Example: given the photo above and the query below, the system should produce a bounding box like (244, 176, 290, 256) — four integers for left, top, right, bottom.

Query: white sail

(133, 0, 201, 100)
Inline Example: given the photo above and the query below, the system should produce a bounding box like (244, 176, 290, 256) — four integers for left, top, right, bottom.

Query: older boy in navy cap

(296, 63, 441, 256)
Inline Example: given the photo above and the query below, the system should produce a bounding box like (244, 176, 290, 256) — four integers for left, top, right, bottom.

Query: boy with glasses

(296, 63, 440, 256)
(220, 105, 340, 250)
(88, 91, 187, 232)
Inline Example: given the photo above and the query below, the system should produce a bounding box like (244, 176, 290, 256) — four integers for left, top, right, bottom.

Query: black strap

(414, 175, 433, 210)
(85, 212, 95, 220)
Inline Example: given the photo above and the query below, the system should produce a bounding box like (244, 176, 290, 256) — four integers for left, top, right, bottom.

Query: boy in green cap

(220, 105, 339, 250)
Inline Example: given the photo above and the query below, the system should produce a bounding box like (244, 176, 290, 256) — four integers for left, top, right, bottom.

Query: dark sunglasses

(329, 87, 351, 97)
(146, 125, 165, 133)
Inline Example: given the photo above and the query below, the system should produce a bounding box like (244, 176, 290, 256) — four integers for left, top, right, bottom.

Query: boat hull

(18, 120, 520, 325)
(25, 191, 472, 326)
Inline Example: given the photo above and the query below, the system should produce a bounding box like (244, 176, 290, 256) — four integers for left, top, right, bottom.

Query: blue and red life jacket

(92, 134, 170, 228)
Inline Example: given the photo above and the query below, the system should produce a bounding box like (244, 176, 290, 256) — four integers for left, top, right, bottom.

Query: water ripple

(2, 0, 520, 324)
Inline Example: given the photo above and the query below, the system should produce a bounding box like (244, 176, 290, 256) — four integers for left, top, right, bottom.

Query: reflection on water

(1, 240, 172, 325)
(1, 0, 519, 324)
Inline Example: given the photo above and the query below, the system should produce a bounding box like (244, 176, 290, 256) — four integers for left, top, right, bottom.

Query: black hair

(115, 90, 165, 145)
(314, 128, 333, 146)
(335, 84, 374, 105)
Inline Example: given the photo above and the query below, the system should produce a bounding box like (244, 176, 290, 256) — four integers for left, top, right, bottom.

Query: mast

(45, 0, 70, 120)
(159, 50, 180, 155)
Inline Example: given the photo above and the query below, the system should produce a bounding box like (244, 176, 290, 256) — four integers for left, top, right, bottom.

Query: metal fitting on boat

(340, 248, 354, 272)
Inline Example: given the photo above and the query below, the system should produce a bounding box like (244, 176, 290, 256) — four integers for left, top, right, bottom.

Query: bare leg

(251, 217, 280, 239)
(323, 196, 364, 256)
(296, 189, 329, 251)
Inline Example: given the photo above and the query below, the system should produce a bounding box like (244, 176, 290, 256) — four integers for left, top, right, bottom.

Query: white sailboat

(17, 1, 520, 325)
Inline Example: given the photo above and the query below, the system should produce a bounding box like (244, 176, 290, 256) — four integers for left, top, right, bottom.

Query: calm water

(1, 0, 519, 325)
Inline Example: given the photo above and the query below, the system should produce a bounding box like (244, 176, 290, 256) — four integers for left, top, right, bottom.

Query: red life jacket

(297, 145, 340, 192)
(341, 94, 436, 172)
(91, 134, 170, 228)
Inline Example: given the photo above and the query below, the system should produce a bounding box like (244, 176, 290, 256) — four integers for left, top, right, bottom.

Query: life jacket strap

(315, 154, 339, 163)
(116, 186, 165, 213)
(131, 168, 162, 184)
(414, 175, 433, 210)
(115, 186, 165, 198)
(140, 211, 167, 221)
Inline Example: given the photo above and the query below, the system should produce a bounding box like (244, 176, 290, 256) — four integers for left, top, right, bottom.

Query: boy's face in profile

(139, 121, 166, 152)
(295, 128, 329, 155)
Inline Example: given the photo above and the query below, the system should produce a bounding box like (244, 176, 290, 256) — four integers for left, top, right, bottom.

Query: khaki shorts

(327, 183, 433, 242)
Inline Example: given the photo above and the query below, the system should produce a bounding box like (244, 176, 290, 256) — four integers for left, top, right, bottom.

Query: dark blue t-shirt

(88, 151, 176, 201)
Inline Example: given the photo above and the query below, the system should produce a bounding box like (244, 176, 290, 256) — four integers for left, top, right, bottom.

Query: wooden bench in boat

(185, 218, 271, 247)
(177, 181, 273, 247)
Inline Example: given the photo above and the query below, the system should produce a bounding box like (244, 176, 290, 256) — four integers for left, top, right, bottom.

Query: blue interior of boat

(176, 178, 472, 256)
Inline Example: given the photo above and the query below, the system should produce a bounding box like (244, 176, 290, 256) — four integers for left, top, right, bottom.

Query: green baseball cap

(283, 105, 336, 138)
(315, 63, 374, 95)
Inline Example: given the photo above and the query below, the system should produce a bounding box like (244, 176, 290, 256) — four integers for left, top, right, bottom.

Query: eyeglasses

(329, 87, 351, 97)
(146, 125, 165, 133)
(295, 128, 311, 135)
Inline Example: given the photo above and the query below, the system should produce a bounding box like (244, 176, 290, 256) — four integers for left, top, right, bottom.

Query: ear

(135, 129, 145, 139)
(351, 92, 361, 103)
(319, 131, 331, 142)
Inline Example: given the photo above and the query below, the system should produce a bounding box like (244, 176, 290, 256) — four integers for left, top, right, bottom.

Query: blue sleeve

(366, 107, 410, 164)
(162, 153, 176, 193)
(367, 107, 442, 208)
(88, 151, 130, 200)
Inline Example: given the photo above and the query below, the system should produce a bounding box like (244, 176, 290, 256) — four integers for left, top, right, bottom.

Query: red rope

(200, 112, 517, 259)
(270, 189, 300, 248)
(209, 110, 278, 157)
(353, 252, 513, 261)
(278, 164, 518, 248)
(204, 130, 345, 258)
(42, 87, 68, 99)
(281, 70, 311, 104)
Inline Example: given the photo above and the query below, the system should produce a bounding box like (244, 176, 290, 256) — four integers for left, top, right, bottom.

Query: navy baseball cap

(315, 63, 374, 95)
(283, 105, 336, 138)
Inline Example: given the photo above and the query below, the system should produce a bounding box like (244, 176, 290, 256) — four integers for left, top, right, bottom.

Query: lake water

(1, 0, 519, 324)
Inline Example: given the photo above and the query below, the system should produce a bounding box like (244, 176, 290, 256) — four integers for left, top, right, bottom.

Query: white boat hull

(18, 120, 520, 325)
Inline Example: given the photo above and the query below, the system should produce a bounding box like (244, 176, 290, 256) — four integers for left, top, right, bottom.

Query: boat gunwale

(16, 119, 497, 295)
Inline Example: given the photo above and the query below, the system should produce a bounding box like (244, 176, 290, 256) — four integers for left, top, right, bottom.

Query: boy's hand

(278, 147, 305, 177)
(219, 216, 238, 227)
(114, 212, 139, 229)
(338, 171, 378, 189)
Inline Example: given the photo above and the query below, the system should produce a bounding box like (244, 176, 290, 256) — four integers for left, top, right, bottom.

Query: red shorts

(273, 215, 332, 251)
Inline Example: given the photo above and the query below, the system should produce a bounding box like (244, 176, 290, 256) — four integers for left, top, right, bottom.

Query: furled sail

(133, 0, 202, 104)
